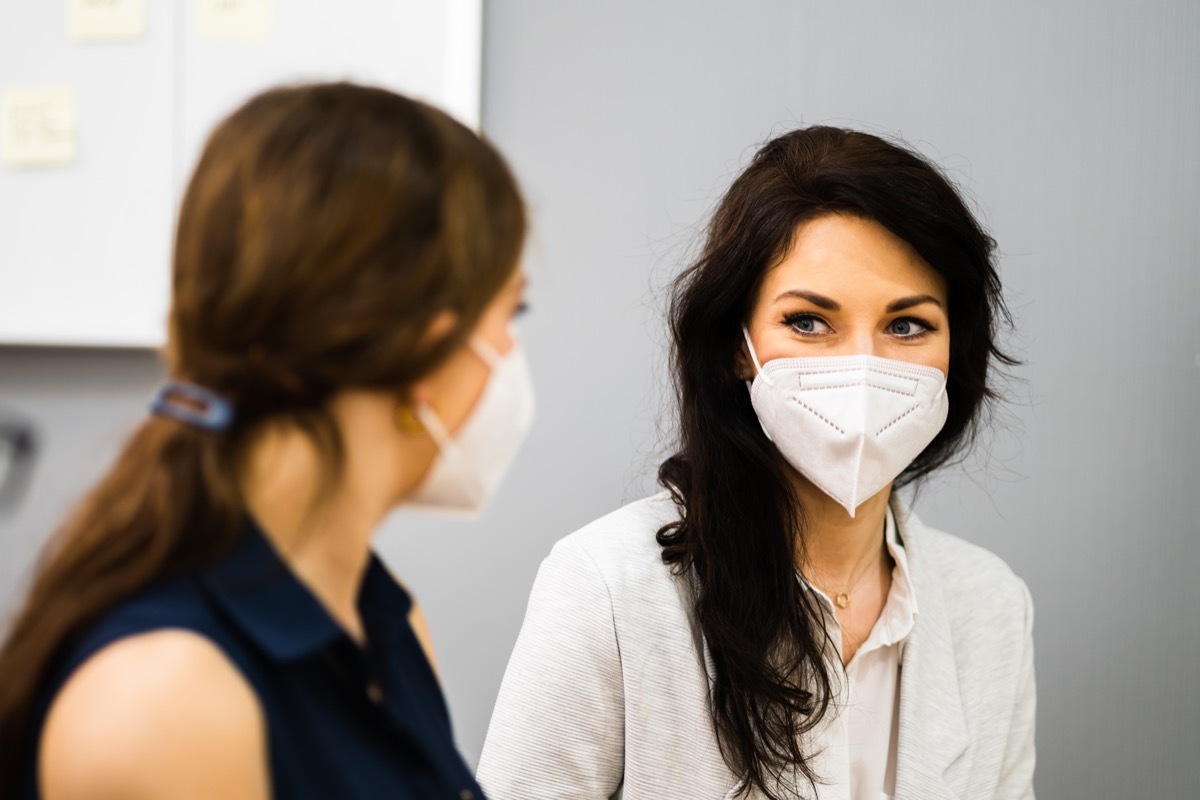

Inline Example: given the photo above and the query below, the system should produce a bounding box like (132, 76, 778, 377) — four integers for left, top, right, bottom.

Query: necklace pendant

(835, 592, 850, 609)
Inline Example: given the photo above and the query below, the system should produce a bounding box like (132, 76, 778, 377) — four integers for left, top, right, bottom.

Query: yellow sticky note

(68, 0, 146, 42)
(1, 87, 78, 168)
(196, 0, 272, 42)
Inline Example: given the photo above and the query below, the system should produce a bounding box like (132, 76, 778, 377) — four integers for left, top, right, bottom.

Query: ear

(419, 309, 459, 350)
(397, 310, 460, 412)
(734, 329, 757, 381)
(734, 349, 751, 380)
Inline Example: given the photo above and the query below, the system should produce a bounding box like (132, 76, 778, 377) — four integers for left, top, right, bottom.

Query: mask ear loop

(419, 335, 506, 448)
(741, 326, 773, 386)
(415, 403, 455, 452)
(423, 334, 515, 445)
(469, 338, 501, 370)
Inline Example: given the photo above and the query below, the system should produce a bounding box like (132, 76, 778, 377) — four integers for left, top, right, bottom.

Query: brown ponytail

(0, 82, 525, 785)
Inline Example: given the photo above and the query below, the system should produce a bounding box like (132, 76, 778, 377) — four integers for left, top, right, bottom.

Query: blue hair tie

(149, 380, 234, 432)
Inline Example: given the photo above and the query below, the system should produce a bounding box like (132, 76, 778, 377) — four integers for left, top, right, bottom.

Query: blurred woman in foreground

(0, 82, 531, 799)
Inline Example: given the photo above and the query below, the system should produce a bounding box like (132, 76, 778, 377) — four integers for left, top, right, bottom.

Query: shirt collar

(879, 502, 919, 649)
(199, 518, 412, 663)
(797, 504, 920, 652)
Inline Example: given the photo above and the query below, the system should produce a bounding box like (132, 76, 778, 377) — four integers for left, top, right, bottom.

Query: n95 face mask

(743, 328, 948, 517)
(406, 335, 535, 517)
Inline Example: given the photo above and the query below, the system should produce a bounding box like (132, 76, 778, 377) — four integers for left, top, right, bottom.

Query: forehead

(759, 215, 947, 304)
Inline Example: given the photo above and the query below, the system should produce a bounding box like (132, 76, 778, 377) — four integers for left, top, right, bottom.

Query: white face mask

(743, 327, 948, 517)
(406, 336, 535, 517)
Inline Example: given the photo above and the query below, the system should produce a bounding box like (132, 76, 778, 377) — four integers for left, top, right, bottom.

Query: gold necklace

(831, 546, 885, 610)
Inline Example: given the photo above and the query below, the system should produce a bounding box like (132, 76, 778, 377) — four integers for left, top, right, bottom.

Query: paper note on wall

(1, 87, 78, 168)
(197, 0, 273, 41)
(68, 0, 146, 42)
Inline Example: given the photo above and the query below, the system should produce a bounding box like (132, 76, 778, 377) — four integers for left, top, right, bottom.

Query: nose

(846, 329, 876, 358)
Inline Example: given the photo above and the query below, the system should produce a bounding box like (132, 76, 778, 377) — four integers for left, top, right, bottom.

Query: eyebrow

(774, 289, 839, 310)
(885, 294, 944, 313)
(773, 289, 944, 314)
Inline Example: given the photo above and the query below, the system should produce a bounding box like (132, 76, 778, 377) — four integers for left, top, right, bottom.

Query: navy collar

(200, 519, 413, 663)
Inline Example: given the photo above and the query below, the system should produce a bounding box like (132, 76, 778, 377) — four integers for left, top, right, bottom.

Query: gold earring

(395, 403, 425, 434)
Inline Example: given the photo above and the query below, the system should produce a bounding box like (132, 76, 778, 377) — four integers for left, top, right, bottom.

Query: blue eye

(785, 313, 832, 336)
(888, 317, 931, 338)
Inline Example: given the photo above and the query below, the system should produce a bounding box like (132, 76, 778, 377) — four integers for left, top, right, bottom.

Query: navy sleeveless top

(23, 520, 486, 800)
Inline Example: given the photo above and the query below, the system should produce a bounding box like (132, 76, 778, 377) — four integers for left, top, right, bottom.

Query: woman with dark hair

(478, 127, 1034, 800)
(0, 82, 531, 799)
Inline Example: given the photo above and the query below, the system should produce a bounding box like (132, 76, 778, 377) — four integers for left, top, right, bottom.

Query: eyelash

(781, 312, 829, 338)
(781, 312, 939, 340)
(514, 301, 530, 318)
(889, 316, 937, 340)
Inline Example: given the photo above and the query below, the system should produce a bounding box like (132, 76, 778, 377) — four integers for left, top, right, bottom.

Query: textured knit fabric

(477, 493, 1035, 800)
(23, 519, 484, 800)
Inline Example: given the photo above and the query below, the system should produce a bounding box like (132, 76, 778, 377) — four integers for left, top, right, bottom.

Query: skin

(40, 266, 529, 800)
(741, 214, 949, 665)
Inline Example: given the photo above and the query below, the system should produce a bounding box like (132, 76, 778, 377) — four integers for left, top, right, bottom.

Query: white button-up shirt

(802, 507, 919, 800)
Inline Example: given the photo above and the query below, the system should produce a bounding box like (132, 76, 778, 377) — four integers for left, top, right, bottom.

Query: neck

(793, 475, 892, 591)
(239, 394, 420, 645)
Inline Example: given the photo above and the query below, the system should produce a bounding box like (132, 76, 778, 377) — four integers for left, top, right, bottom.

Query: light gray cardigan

(478, 493, 1036, 800)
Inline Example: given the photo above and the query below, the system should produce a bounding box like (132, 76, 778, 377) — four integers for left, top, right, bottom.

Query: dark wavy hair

(657, 126, 1014, 798)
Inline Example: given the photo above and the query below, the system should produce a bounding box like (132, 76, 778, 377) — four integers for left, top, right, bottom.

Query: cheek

(476, 305, 517, 356)
(745, 306, 790, 363)
(432, 351, 492, 435)
(931, 335, 951, 376)
(894, 331, 950, 374)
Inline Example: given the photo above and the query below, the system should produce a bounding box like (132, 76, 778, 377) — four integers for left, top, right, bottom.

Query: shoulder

(553, 492, 679, 561)
(898, 504, 1033, 633)
(40, 628, 268, 800)
(76, 578, 230, 651)
(522, 493, 696, 656)
(52, 577, 259, 692)
(545, 492, 682, 594)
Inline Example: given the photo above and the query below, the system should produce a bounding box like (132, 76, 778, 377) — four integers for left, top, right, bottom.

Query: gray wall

(2, 1, 1197, 797)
